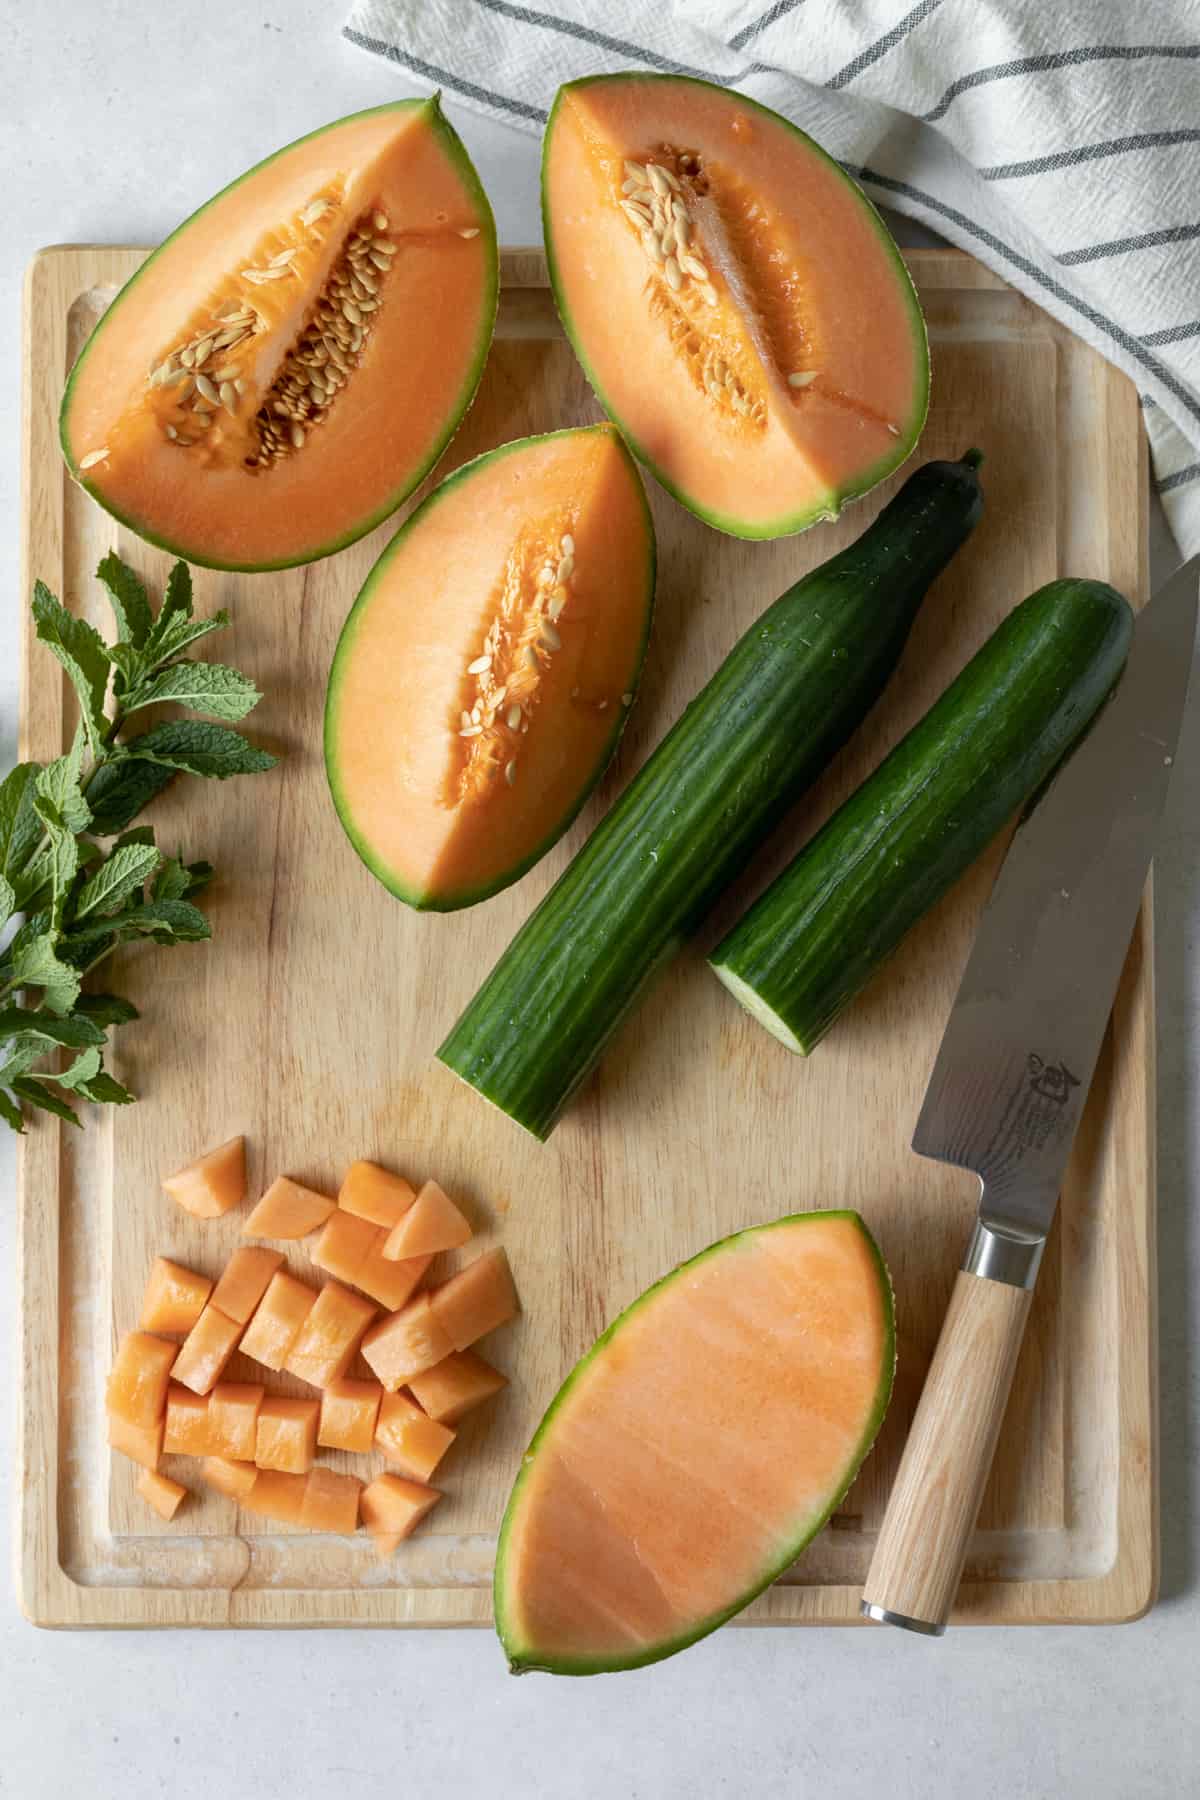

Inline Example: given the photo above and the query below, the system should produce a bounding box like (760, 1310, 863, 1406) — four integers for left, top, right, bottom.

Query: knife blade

(862, 556, 1198, 1636)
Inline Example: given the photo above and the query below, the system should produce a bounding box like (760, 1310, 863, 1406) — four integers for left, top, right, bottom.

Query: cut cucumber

(437, 452, 985, 1139)
(709, 577, 1134, 1052)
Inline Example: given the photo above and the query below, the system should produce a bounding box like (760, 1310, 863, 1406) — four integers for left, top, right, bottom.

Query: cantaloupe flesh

(361, 1294, 453, 1391)
(137, 1467, 188, 1521)
(239, 1271, 318, 1370)
(284, 1281, 376, 1387)
(496, 1213, 892, 1674)
(170, 1304, 244, 1395)
(376, 1391, 456, 1482)
(203, 1455, 259, 1501)
(243, 1176, 336, 1239)
(139, 1257, 214, 1334)
(301, 1466, 363, 1534)
(356, 1238, 431, 1311)
(408, 1349, 508, 1424)
(544, 78, 927, 536)
(326, 425, 654, 908)
(430, 1248, 518, 1351)
(64, 101, 496, 569)
(339, 1160, 416, 1227)
(210, 1247, 284, 1324)
(383, 1180, 471, 1260)
(208, 1382, 265, 1461)
(361, 1473, 442, 1556)
(163, 1384, 211, 1456)
(318, 1378, 383, 1453)
(162, 1136, 246, 1218)
(312, 1209, 377, 1284)
(106, 1332, 177, 1426)
(255, 1397, 320, 1473)
(108, 1413, 164, 1472)
(242, 1469, 307, 1524)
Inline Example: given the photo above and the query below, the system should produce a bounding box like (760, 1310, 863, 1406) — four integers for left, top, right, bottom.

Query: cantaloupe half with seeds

(60, 98, 498, 570)
(495, 1210, 893, 1676)
(325, 425, 655, 909)
(542, 75, 928, 539)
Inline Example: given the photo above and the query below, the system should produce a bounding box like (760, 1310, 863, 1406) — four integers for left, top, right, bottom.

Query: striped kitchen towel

(344, 0, 1200, 553)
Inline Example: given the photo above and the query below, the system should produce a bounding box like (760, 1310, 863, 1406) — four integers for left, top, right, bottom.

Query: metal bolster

(963, 1218, 1045, 1289)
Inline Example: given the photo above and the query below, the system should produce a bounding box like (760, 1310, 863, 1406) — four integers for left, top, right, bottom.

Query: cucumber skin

(437, 455, 985, 1140)
(710, 577, 1134, 1053)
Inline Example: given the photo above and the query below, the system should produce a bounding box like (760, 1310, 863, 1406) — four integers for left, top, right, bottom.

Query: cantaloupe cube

(429, 1248, 518, 1351)
(108, 1412, 164, 1471)
(139, 1256, 214, 1334)
(210, 1246, 284, 1324)
(355, 1236, 431, 1311)
(106, 1331, 177, 1426)
(284, 1281, 376, 1388)
(241, 1469, 306, 1523)
(300, 1465, 363, 1534)
(202, 1455, 258, 1500)
(243, 1175, 336, 1240)
(162, 1135, 246, 1218)
(137, 1467, 188, 1520)
(360, 1294, 452, 1392)
(208, 1382, 265, 1461)
(360, 1473, 442, 1556)
(376, 1391, 456, 1482)
(318, 1378, 383, 1454)
(162, 1383, 211, 1456)
(170, 1304, 243, 1395)
(239, 1270, 318, 1371)
(255, 1396, 320, 1473)
(383, 1180, 472, 1260)
(407, 1350, 509, 1424)
(338, 1160, 417, 1228)
(311, 1208, 377, 1285)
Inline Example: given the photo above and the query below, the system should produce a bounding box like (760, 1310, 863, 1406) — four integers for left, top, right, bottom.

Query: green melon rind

(59, 96, 500, 573)
(494, 1208, 896, 1676)
(324, 423, 657, 911)
(541, 72, 930, 541)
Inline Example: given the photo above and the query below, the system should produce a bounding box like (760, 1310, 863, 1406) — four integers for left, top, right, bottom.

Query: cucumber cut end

(710, 961, 807, 1055)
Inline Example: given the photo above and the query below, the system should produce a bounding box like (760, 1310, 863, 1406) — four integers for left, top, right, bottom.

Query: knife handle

(861, 1268, 1033, 1634)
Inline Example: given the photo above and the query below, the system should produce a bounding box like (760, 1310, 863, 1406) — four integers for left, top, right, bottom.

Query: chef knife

(861, 555, 1199, 1636)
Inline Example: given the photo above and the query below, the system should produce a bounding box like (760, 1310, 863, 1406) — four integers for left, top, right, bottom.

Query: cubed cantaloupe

(239, 1270, 318, 1370)
(163, 1383, 211, 1455)
(284, 1281, 376, 1388)
(106, 1331, 177, 1426)
(355, 1236, 431, 1311)
(208, 1382, 265, 1461)
(360, 1473, 442, 1556)
(162, 1135, 246, 1218)
(376, 1391, 456, 1483)
(137, 1466, 188, 1520)
(139, 1256, 214, 1334)
(311, 1208, 377, 1285)
(255, 1396, 320, 1473)
(241, 1469, 307, 1523)
(300, 1465, 363, 1534)
(429, 1248, 518, 1351)
(210, 1246, 284, 1324)
(360, 1293, 452, 1392)
(170, 1304, 243, 1395)
(338, 1160, 417, 1228)
(407, 1350, 509, 1424)
(107, 1412, 164, 1471)
(243, 1175, 336, 1240)
(202, 1454, 258, 1500)
(383, 1180, 471, 1261)
(318, 1378, 383, 1453)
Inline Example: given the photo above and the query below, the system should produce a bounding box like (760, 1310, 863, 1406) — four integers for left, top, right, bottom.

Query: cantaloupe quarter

(107, 1413, 164, 1472)
(255, 1396, 321, 1473)
(241, 1469, 307, 1524)
(318, 1378, 383, 1454)
(429, 1248, 518, 1352)
(170, 1304, 244, 1396)
(361, 1294, 453, 1392)
(383, 1180, 471, 1260)
(284, 1281, 377, 1388)
(106, 1331, 177, 1426)
(495, 1211, 894, 1676)
(243, 1175, 336, 1239)
(311, 1208, 377, 1285)
(356, 1237, 432, 1311)
(139, 1256, 214, 1335)
(61, 99, 499, 572)
(338, 1160, 416, 1227)
(325, 424, 655, 911)
(162, 1136, 246, 1219)
(300, 1465, 363, 1535)
(210, 1247, 285, 1324)
(408, 1349, 508, 1425)
(360, 1473, 442, 1557)
(239, 1270, 319, 1370)
(162, 1384, 211, 1456)
(208, 1382, 265, 1461)
(202, 1455, 259, 1501)
(376, 1391, 456, 1483)
(542, 75, 929, 539)
(137, 1467, 188, 1521)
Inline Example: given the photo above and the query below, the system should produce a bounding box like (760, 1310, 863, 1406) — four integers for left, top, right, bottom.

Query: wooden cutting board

(18, 244, 1155, 1629)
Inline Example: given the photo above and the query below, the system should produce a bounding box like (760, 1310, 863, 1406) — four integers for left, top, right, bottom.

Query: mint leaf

(148, 610, 230, 664)
(123, 720, 276, 780)
(124, 661, 261, 722)
(84, 756, 175, 835)
(30, 793, 80, 931)
(0, 1037, 46, 1085)
(115, 826, 156, 849)
(144, 562, 193, 659)
(73, 842, 160, 919)
(55, 1046, 103, 1091)
(105, 641, 145, 695)
(0, 1006, 105, 1047)
(184, 859, 214, 895)
(11, 1076, 81, 1127)
(0, 875, 14, 932)
(96, 553, 153, 649)
(37, 726, 91, 834)
(64, 897, 210, 947)
(0, 765, 43, 879)
(8, 931, 83, 1013)
(32, 582, 110, 754)
(151, 856, 191, 901)
(73, 993, 139, 1028)
(0, 1089, 25, 1133)
(76, 1068, 135, 1107)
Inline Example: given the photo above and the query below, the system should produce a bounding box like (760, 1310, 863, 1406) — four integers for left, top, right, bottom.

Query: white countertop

(3, 6, 1197, 1795)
